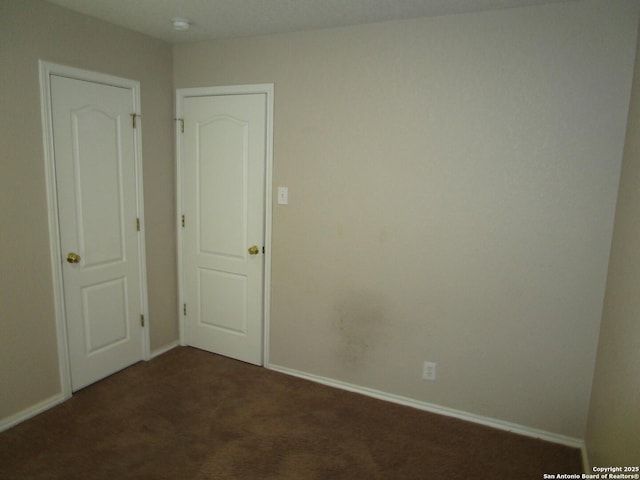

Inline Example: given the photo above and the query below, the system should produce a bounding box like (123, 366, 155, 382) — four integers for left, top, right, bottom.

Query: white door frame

(175, 84, 274, 366)
(39, 60, 151, 399)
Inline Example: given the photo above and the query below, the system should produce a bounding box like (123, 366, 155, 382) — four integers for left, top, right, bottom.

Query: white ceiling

(45, 0, 572, 44)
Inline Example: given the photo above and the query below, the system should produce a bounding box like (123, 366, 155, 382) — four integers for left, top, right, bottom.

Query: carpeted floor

(0, 347, 583, 479)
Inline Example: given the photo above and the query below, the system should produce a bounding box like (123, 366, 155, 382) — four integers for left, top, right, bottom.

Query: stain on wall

(331, 292, 390, 370)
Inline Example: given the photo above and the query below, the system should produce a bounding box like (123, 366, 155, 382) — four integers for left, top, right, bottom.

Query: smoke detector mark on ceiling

(171, 17, 190, 31)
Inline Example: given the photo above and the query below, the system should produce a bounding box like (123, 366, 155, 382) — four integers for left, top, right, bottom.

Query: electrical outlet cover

(422, 361, 437, 381)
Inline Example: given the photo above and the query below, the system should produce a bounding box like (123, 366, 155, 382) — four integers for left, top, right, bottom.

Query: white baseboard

(1, 356, 589, 472)
(267, 363, 586, 452)
(0, 392, 66, 433)
(149, 340, 180, 359)
(0, 342, 179, 433)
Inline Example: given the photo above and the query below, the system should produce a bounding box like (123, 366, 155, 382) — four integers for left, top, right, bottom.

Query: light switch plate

(277, 186, 288, 205)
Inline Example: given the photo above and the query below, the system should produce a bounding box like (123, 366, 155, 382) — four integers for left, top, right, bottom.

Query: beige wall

(586, 17, 640, 465)
(175, 0, 638, 438)
(0, 0, 177, 421)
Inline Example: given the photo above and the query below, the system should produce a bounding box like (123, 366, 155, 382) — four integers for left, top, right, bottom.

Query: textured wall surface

(586, 15, 640, 465)
(174, 0, 638, 438)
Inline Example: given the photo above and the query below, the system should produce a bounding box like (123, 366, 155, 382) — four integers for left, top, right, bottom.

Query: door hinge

(131, 113, 141, 129)
(181, 214, 185, 228)
(175, 118, 184, 133)
(136, 218, 141, 231)
(263, 246, 265, 254)
(183, 303, 187, 316)
(140, 314, 145, 327)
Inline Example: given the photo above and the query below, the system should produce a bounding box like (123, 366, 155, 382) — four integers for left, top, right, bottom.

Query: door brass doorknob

(66, 252, 81, 264)
(248, 245, 260, 256)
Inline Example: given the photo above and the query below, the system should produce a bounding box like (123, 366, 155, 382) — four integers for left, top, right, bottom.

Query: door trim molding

(39, 60, 151, 399)
(175, 84, 274, 366)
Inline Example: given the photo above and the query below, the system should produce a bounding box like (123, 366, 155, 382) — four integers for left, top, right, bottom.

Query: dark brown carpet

(0, 347, 582, 479)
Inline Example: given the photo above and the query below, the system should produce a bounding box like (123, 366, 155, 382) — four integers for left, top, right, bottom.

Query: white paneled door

(50, 74, 146, 391)
(179, 88, 271, 365)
